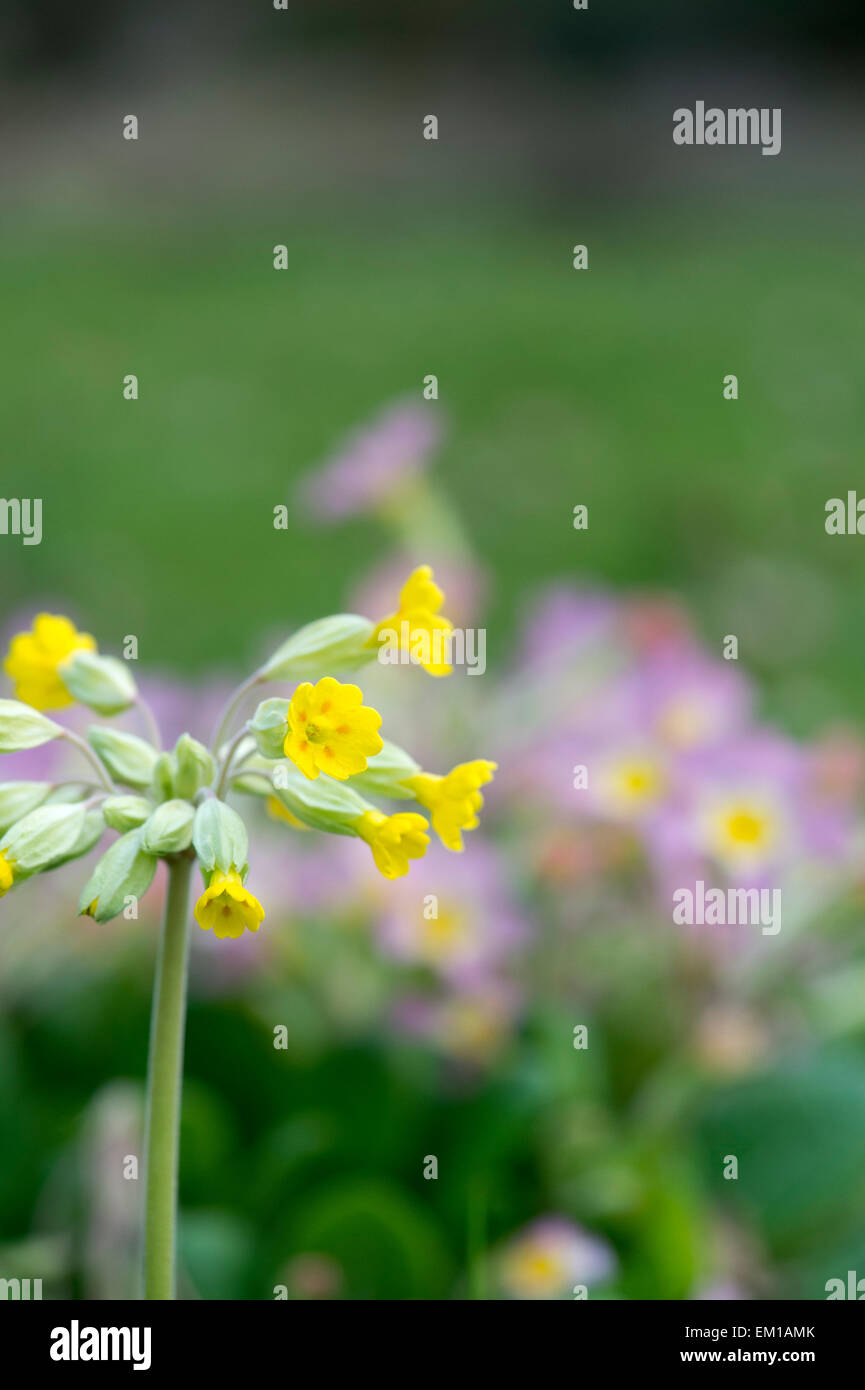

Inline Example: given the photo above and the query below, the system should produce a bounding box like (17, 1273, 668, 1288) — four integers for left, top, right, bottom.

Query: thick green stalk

(142, 853, 194, 1299)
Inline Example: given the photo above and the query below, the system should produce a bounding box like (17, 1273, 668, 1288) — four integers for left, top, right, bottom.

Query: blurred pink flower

(135, 675, 237, 751)
(391, 976, 522, 1066)
(668, 728, 854, 887)
(297, 399, 442, 520)
(375, 838, 528, 985)
(695, 1280, 749, 1300)
(515, 587, 620, 675)
(620, 594, 696, 656)
(497, 1216, 616, 1300)
(808, 726, 865, 805)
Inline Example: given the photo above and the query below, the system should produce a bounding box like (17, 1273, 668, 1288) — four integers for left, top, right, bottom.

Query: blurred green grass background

(3, 199, 864, 730)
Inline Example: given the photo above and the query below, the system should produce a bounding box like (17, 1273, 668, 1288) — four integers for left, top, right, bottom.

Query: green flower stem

(143, 852, 195, 1300)
(211, 673, 262, 755)
(215, 726, 251, 798)
(136, 695, 163, 751)
(60, 729, 116, 794)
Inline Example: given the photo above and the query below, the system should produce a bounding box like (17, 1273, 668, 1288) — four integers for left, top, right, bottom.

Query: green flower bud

(102, 794, 153, 833)
(0, 781, 52, 835)
(0, 700, 63, 753)
(230, 759, 273, 798)
(347, 739, 421, 801)
(44, 784, 90, 805)
(172, 734, 214, 800)
(269, 761, 372, 837)
(88, 727, 158, 789)
(192, 798, 248, 877)
(48, 810, 105, 869)
(150, 752, 177, 803)
(78, 829, 157, 923)
(258, 614, 375, 682)
(249, 699, 290, 760)
(141, 799, 195, 855)
(0, 804, 87, 877)
(59, 651, 137, 715)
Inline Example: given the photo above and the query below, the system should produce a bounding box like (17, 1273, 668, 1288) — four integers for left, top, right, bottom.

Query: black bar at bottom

(0, 1297, 859, 1375)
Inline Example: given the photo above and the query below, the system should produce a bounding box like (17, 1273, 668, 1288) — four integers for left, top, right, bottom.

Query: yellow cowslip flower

(0, 850, 15, 896)
(194, 869, 265, 940)
(370, 565, 453, 676)
(3, 613, 96, 711)
(355, 809, 430, 879)
(406, 760, 497, 851)
(283, 676, 383, 782)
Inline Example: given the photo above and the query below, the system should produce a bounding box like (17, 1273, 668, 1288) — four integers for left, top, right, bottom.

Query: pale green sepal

(78, 829, 158, 922)
(0, 700, 63, 753)
(88, 727, 158, 788)
(59, 651, 138, 715)
(249, 699, 290, 759)
(47, 810, 105, 869)
(173, 734, 215, 799)
(44, 785, 91, 805)
(142, 799, 195, 855)
(0, 782, 52, 835)
(150, 752, 177, 803)
(258, 614, 375, 681)
(192, 799, 249, 877)
(348, 739, 421, 801)
(269, 761, 373, 837)
(102, 795, 153, 833)
(231, 769, 272, 798)
(0, 804, 87, 874)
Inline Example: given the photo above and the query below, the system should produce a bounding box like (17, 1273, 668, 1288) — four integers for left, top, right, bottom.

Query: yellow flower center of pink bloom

(704, 796, 779, 866)
(726, 811, 764, 845)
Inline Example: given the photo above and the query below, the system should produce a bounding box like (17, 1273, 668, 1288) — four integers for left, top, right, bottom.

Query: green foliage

(696, 1050, 865, 1258)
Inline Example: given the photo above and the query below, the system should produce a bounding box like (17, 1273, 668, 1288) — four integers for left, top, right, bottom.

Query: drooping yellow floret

(355, 809, 430, 879)
(406, 759, 497, 851)
(370, 565, 454, 676)
(3, 613, 96, 710)
(194, 870, 265, 940)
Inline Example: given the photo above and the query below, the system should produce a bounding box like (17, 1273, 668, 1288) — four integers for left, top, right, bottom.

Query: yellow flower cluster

(260, 569, 496, 882)
(1, 567, 496, 940)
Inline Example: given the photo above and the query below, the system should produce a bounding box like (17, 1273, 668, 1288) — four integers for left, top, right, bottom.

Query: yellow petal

(400, 565, 444, 615)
